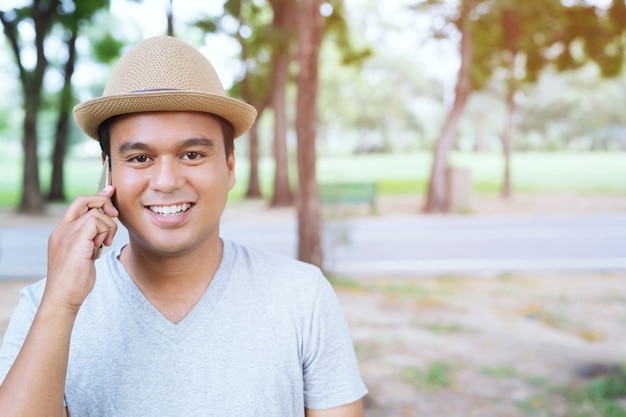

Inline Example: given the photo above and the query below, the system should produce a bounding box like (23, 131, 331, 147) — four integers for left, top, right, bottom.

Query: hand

(44, 186, 119, 313)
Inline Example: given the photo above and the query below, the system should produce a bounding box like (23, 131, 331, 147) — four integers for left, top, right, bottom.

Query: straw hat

(73, 36, 257, 140)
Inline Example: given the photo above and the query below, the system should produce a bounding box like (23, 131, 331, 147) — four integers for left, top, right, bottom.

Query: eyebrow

(117, 137, 217, 154)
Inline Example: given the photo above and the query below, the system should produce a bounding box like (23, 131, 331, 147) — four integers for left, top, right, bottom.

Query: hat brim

(73, 90, 258, 140)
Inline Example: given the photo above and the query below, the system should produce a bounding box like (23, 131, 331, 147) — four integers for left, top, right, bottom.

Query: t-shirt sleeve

(0, 280, 43, 384)
(302, 275, 368, 410)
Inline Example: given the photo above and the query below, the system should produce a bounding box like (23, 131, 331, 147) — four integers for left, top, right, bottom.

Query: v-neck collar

(106, 240, 236, 342)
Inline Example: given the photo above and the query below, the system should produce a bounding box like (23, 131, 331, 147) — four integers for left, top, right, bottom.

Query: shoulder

(226, 239, 324, 282)
(224, 239, 333, 302)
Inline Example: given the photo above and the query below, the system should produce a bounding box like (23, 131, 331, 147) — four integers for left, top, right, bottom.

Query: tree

(1, 1, 61, 213)
(48, 0, 110, 202)
(197, 0, 367, 267)
(296, 0, 324, 267)
(421, 0, 475, 213)
(195, 1, 273, 199)
(419, 0, 626, 212)
(224, 0, 274, 199)
(268, 0, 297, 207)
(47, 25, 78, 202)
(477, 0, 626, 198)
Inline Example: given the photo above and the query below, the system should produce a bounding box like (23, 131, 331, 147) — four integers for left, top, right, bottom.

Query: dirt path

(336, 273, 626, 416)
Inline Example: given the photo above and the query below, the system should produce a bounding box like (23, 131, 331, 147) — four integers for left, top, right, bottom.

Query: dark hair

(98, 113, 235, 159)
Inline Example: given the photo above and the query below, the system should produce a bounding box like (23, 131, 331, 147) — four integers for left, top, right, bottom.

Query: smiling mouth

(148, 203, 192, 216)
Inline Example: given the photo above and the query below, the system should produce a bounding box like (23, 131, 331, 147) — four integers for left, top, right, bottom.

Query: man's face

(109, 111, 235, 257)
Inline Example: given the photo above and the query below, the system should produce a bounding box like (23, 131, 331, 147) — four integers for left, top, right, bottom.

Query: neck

(118, 239, 224, 323)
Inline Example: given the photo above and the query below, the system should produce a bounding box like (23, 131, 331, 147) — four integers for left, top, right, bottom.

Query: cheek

(112, 172, 146, 206)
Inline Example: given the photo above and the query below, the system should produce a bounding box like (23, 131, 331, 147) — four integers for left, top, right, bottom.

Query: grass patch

(521, 304, 605, 342)
(481, 365, 519, 379)
(328, 275, 456, 302)
(421, 322, 467, 334)
(404, 361, 456, 391)
(481, 365, 551, 388)
(519, 366, 626, 417)
(0, 191, 18, 207)
(326, 275, 366, 292)
(376, 179, 426, 195)
(473, 181, 504, 193)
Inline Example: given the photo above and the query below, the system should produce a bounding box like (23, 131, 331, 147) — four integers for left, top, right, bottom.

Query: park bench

(318, 182, 378, 214)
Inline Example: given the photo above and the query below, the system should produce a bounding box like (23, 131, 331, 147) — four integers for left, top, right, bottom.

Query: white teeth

(149, 203, 191, 216)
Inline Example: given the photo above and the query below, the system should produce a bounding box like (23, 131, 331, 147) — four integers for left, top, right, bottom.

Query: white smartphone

(97, 155, 111, 193)
(94, 155, 111, 259)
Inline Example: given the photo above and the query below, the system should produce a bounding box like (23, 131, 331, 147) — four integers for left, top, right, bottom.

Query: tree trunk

(296, 0, 323, 268)
(269, 0, 295, 207)
(21, 103, 44, 213)
(166, 0, 174, 37)
(20, 13, 52, 213)
(423, 1, 474, 213)
(49, 30, 78, 202)
(237, 23, 266, 200)
(245, 120, 263, 198)
(269, 48, 294, 207)
(501, 53, 516, 199)
(501, 8, 519, 199)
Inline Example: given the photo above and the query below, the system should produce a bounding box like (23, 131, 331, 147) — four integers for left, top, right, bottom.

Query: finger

(90, 211, 119, 247)
(62, 191, 118, 222)
(59, 207, 118, 250)
(87, 216, 118, 261)
(97, 186, 119, 217)
(93, 230, 109, 249)
(97, 185, 115, 198)
(93, 225, 117, 248)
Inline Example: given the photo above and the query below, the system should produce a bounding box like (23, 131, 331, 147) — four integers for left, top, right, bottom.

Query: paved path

(222, 212, 626, 276)
(1, 203, 625, 279)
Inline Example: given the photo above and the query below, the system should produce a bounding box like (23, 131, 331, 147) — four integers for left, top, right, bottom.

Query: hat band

(131, 88, 180, 93)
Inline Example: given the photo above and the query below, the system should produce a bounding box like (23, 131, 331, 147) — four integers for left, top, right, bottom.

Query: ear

(227, 152, 236, 191)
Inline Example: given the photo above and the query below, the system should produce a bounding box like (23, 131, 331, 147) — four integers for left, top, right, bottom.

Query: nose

(149, 156, 185, 192)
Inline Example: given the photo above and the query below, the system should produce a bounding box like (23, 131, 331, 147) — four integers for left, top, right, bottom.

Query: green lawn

(315, 151, 625, 194)
(0, 151, 623, 208)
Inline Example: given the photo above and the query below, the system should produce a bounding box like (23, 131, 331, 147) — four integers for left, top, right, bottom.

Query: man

(0, 36, 367, 416)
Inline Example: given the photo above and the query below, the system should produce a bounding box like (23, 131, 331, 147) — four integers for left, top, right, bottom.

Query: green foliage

(422, 322, 466, 334)
(609, 0, 626, 27)
(415, 0, 626, 92)
(514, 67, 626, 151)
(481, 365, 518, 379)
(520, 366, 626, 417)
(404, 361, 455, 391)
(327, 274, 454, 302)
(194, 0, 275, 108)
(583, 366, 626, 402)
(323, 0, 372, 66)
(91, 32, 125, 64)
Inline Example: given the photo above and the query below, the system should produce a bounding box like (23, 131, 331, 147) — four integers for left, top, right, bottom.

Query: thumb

(98, 185, 115, 198)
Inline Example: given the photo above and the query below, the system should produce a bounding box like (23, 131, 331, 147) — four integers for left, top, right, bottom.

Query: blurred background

(1, 0, 626, 415)
(0, 0, 624, 215)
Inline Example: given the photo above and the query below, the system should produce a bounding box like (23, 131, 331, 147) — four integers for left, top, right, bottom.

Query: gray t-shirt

(0, 239, 367, 416)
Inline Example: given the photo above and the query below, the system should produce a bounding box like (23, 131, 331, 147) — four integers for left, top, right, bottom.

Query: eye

(183, 152, 202, 160)
(131, 155, 150, 163)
